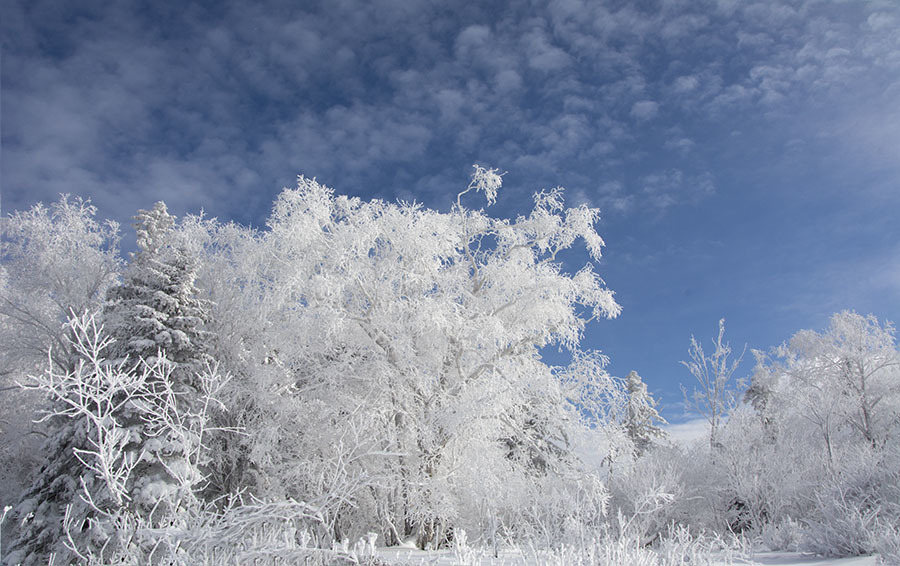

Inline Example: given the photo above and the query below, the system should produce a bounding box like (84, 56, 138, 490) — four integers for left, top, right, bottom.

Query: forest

(1, 168, 898, 565)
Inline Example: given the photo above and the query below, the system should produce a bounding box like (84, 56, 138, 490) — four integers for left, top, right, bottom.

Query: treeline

(0, 169, 897, 564)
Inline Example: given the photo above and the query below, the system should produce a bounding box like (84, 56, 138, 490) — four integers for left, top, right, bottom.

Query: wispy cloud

(4, 0, 897, 226)
(3, 0, 899, 423)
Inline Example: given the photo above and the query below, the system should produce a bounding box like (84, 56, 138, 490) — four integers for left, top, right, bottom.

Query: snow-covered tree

(5, 312, 225, 566)
(0, 195, 121, 517)
(5, 203, 215, 565)
(623, 371, 667, 456)
(0, 169, 640, 556)
(106, 202, 210, 377)
(213, 166, 624, 547)
(785, 311, 899, 450)
(0, 195, 121, 374)
(171, 216, 272, 499)
(102, 201, 212, 518)
(750, 312, 900, 471)
(681, 319, 745, 450)
(726, 311, 900, 554)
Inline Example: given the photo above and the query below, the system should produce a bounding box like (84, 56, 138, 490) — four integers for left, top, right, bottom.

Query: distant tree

(623, 371, 667, 455)
(681, 319, 745, 450)
(787, 311, 900, 449)
(755, 311, 900, 465)
(723, 311, 900, 555)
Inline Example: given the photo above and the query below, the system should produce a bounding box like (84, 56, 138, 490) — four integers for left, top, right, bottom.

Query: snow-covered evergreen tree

(4, 203, 213, 565)
(4, 404, 96, 565)
(623, 370, 667, 455)
(4, 313, 223, 566)
(106, 201, 210, 379)
(103, 201, 211, 519)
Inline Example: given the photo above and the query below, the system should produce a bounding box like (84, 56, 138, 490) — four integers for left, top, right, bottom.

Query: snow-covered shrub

(876, 526, 900, 566)
(608, 445, 684, 545)
(522, 526, 742, 566)
(802, 448, 900, 557)
(802, 490, 880, 556)
(755, 518, 803, 552)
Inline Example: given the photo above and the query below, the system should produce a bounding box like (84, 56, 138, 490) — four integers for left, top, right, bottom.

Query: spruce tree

(624, 371, 667, 455)
(4, 203, 212, 565)
(103, 201, 211, 519)
(4, 407, 101, 566)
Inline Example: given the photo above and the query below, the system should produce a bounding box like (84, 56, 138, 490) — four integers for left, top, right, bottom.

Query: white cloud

(3, 0, 898, 234)
(672, 75, 698, 93)
(630, 100, 659, 120)
(664, 417, 709, 446)
(665, 136, 694, 154)
(494, 69, 523, 94)
(662, 14, 709, 40)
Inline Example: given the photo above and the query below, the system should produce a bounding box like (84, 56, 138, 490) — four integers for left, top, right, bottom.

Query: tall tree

(0, 196, 121, 556)
(248, 167, 623, 547)
(5, 202, 212, 565)
(103, 201, 212, 517)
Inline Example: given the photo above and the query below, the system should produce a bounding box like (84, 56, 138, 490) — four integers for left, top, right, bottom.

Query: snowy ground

(744, 554, 878, 566)
(374, 548, 880, 566)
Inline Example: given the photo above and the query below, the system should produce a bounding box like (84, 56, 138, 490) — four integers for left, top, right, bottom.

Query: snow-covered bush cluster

(1, 169, 898, 564)
(610, 313, 900, 558)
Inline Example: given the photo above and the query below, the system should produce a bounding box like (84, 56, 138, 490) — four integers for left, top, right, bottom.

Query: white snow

(373, 548, 881, 566)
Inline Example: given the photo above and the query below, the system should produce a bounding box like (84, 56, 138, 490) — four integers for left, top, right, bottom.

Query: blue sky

(3, 0, 899, 422)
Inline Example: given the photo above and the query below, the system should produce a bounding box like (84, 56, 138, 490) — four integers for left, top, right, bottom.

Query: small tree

(623, 371, 667, 456)
(681, 319, 745, 449)
(1, 195, 121, 375)
(0, 196, 121, 505)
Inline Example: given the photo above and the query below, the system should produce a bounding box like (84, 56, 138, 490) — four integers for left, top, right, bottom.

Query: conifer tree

(4, 203, 212, 565)
(624, 371, 667, 455)
(103, 201, 211, 519)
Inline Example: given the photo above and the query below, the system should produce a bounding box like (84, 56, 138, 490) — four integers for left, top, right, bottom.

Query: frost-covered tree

(171, 216, 273, 499)
(751, 312, 900, 470)
(0, 195, 121, 374)
(726, 311, 900, 555)
(1, 170, 634, 556)
(786, 311, 899, 450)
(4, 203, 214, 565)
(5, 312, 225, 566)
(106, 202, 210, 376)
(681, 319, 745, 450)
(0, 195, 121, 514)
(224, 166, 623, 547)
(623, 371, 667, 456)
(102, 201, 212, 517)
